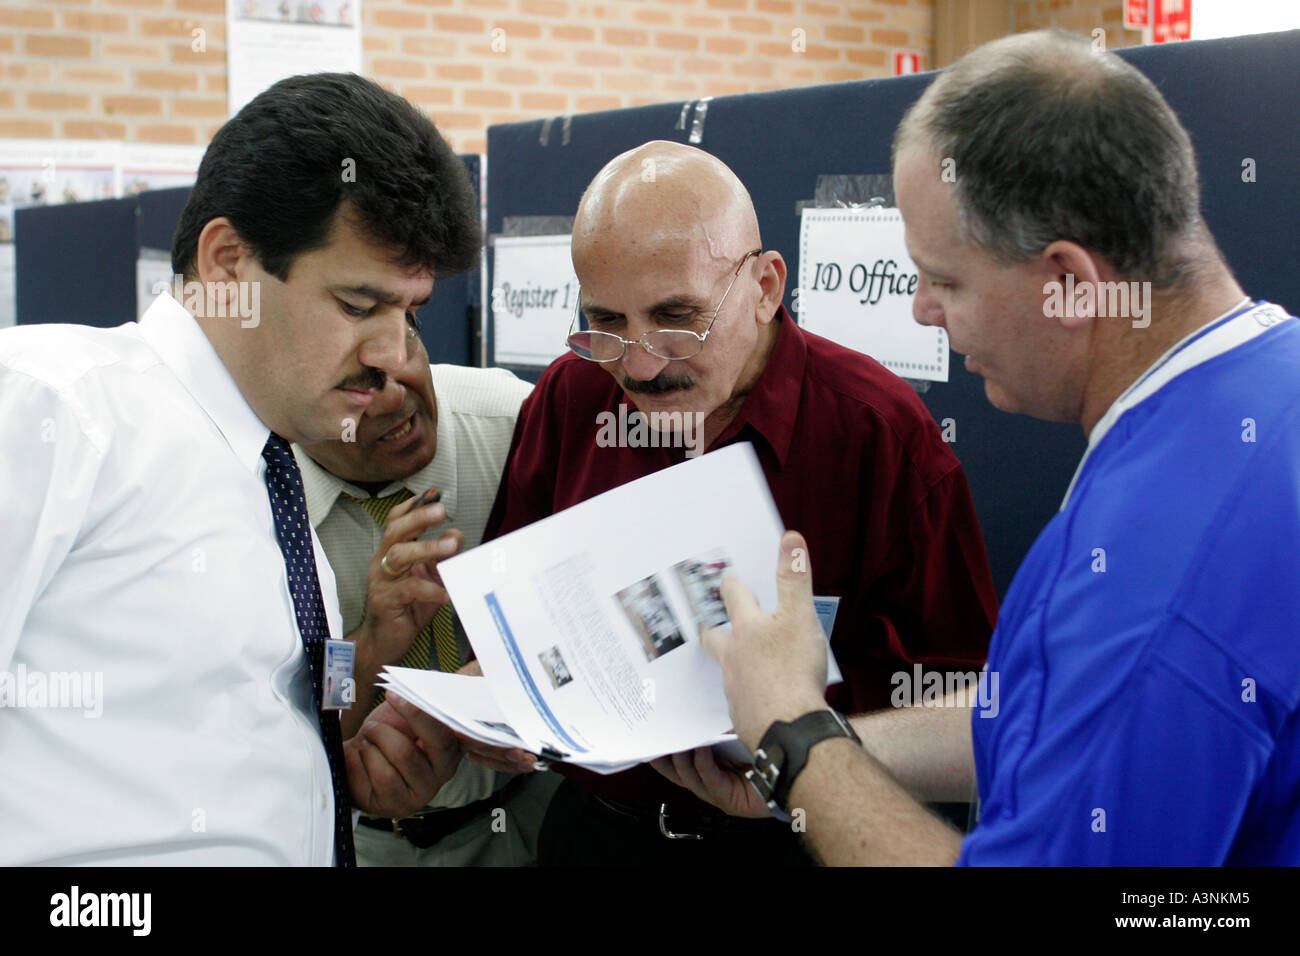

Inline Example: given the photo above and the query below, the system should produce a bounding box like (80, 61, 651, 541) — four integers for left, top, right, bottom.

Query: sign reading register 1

(491, 234, 579, 368)
(797, 206, 949, 383)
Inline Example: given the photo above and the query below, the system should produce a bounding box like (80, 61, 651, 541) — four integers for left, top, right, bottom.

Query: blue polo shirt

(959, 301, 1300, 865)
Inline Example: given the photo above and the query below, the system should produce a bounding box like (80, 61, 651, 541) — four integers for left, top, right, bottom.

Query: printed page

(438, 443, 787, 770)
(379, 667, 530, 751)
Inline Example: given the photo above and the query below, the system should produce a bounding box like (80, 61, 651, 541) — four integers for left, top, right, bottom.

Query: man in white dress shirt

(0, 73, 478, 865)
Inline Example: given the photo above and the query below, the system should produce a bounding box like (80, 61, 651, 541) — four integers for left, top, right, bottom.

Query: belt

(591, 794, 780, 841)
(359, 781, 517, 849)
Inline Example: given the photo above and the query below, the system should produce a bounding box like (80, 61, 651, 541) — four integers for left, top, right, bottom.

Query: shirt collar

(1060, 297, 1281, 509)
(712, 305, 805, 466)
(294, 366, 457, 529)
(136, 290, 271, 476)
(295, 451, 357, 529)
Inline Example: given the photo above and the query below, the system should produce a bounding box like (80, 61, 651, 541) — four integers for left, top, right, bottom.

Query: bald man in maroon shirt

(484, 141, 997, 866)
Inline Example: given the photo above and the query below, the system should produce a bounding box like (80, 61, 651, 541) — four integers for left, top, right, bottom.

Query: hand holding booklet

(380, 442, 841, 774)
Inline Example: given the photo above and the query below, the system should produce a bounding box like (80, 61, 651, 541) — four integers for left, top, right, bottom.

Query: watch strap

(748, 709, 861, 816)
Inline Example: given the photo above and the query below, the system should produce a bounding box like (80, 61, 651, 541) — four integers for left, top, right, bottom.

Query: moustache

(336, 367, 387, 392)
(622, 373, 694, 394)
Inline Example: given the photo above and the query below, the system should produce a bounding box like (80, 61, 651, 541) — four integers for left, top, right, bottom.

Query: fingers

(649, 750, 711, 804)
(384, 489, 446, 540)
(710, 531, 815, 636)
(457, 737, 537, 775)
(717, 572, 760, 626)
(712, 531, 816, 639)
(653, 750, 770, 819)
(690, 744, 728, 789)
(702, 574, 761, 661)
(464, 750, 538, 774)
(671, 749, 708, 799)
(387, 489, 444, 528)
(363, 698, 416, 737)
(354, 721, 438, 817)
(652, 751, 718, 808)
(410, 530, 464, 586)
(370, 487, 463, 581)
(350, 696, 468, 817)
(381, 574, 451, 609)
(650, 756, 685, 788)
(387, 694, 462, 760)
(681, 748, 731, 793)
(376, 531, 462, 579)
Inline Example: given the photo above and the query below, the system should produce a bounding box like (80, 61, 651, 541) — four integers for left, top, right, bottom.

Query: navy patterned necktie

(261, 433, 356, 868)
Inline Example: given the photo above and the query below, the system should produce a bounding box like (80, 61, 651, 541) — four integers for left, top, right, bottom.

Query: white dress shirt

(0, 291, 340, 865)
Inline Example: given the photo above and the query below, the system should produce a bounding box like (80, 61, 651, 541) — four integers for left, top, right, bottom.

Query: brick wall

(0, 1, 1143, 155)
(0, 0, 936, 154)
(1012, 0, 1140, 52)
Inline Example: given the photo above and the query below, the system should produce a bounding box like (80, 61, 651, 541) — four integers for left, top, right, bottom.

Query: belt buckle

(657, 803, 704, 841)
(391, 818, 405, 840)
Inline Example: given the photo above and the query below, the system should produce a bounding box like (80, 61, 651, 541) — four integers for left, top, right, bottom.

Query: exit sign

(894, 51, 921, 75)
(1154, 0, 1192, 42)
(1125, 0, 1149, 30)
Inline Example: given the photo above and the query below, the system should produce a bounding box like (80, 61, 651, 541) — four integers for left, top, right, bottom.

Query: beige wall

(934, 0, 1136, 68)
(1012, 0, 1140, 51)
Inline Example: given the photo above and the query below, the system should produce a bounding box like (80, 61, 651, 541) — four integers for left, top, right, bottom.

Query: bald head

(573, 141, 760, 273)
(565, 141, 786, 450)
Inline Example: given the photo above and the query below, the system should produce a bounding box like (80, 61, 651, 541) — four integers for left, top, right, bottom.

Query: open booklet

(380, 442, 841, 774)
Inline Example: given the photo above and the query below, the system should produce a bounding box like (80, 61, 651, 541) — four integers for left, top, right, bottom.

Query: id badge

(813, 595, 841, 638)
(322, 639, 355, 710)
(814, 595, 845, 685)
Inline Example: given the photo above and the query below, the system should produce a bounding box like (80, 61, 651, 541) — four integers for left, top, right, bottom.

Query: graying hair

(893, 30, 1203, 289)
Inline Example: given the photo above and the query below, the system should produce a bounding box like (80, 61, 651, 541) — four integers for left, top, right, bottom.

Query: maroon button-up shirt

(484, 306, 997, 802)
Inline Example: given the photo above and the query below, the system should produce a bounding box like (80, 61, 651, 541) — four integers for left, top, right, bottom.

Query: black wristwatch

(746, 709, 861, 821)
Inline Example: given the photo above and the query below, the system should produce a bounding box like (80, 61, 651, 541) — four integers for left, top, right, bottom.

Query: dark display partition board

(484, 29, 1300, 597)
(136, 185, 192, 253)
(16, 197, 139, 330)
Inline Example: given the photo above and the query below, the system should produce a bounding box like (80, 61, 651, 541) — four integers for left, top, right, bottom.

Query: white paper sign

(0, 245, 15, 330)
(226, 0, 363, 118)
(119, 144, 205, 196)
(798, 206, 949, 382)
(0, 139, 122, 327)
(490, 234, 579, 367)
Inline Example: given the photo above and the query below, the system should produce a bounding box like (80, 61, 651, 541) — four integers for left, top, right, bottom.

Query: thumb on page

(776, 530, 814, 615)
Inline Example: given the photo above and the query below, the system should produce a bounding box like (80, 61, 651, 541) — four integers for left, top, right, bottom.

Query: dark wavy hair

(172, 72, 479, 280)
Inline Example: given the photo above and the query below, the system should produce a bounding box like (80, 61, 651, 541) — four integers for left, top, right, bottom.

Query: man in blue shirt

(652, 29, 1299, 865)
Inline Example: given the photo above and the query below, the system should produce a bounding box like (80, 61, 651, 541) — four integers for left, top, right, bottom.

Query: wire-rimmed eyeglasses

(566, 249, 762, 363)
